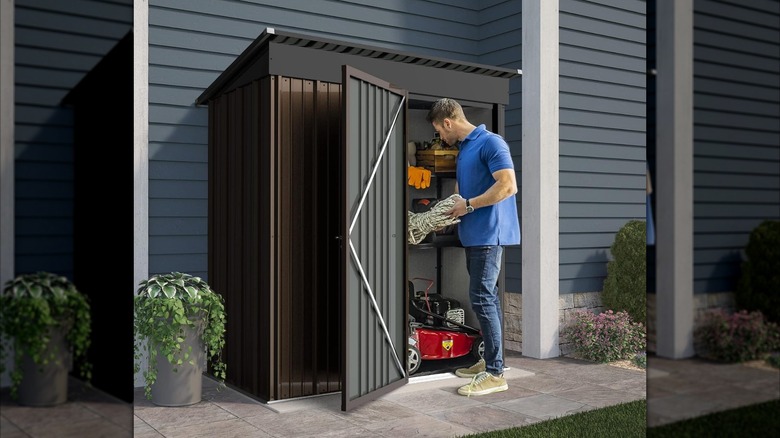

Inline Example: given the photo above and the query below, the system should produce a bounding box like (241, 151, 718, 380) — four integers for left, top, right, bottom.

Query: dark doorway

(62, 31, 133, 403)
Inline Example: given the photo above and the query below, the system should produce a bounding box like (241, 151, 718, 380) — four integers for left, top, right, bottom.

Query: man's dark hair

(426, 98, 465, 123)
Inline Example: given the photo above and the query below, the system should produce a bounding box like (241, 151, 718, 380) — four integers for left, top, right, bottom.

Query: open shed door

(341, 66, 408, 411)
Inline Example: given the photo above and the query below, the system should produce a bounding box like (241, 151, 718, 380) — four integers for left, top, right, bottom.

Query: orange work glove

(408, 166, 422, 189)
(420, 168, 431, 189)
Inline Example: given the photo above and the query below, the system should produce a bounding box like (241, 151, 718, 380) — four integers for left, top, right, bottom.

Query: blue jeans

(465, 246, 504, 375)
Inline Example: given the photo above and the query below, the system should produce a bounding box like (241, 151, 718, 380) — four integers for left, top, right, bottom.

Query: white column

(656, 0, 695, 359)
(521, 0, 560, 359)
(0, 0, 15, 387)
(134, 0, 150, 386)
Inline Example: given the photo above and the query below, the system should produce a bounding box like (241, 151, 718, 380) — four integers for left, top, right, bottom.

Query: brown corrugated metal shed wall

(274, 77, 342, 399)
(209, 79, 271, 400)
(209, 76, 342, 402)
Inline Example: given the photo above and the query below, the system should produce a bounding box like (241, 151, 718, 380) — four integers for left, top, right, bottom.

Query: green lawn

(460, 398, 780, 437)
(647, 399, 779, 437)
(460, 399, 646, 438)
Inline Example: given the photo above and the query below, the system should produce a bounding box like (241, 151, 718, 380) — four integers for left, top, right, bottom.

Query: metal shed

(196, 28, 520, 411)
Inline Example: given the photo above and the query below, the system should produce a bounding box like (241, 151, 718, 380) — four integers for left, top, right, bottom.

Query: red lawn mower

(407, 278, 484, 375)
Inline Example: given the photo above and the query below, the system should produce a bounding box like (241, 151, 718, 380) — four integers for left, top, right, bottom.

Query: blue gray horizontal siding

(14, 0, 131, 278)
(477, 0, 523, 292)
(559, 0, 647, 293)
(147, 0, 499, 280)
(692, 0, 780, 293)
(149, 0, 649, 296)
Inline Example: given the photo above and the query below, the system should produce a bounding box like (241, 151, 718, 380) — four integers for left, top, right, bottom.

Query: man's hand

(445, 195, 467, 219)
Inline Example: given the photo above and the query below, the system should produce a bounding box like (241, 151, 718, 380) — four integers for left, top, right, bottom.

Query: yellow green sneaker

(455, 358, 486, 378)
(457, 371, 508, 397)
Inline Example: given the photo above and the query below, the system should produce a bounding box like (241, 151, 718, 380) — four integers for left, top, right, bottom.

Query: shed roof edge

(195, 27, 521, 105)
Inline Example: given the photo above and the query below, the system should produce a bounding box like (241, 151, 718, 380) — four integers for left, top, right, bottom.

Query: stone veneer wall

(646, 291, 734, 353)
(503, 291, 606, 356)
(503, 290, 736, 355)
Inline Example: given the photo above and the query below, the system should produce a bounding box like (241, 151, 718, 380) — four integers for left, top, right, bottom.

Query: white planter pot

(18, 329, 71, 406)
(150, 322, 206, 407)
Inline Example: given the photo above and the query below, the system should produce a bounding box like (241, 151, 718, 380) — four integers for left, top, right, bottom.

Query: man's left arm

(468, 168, 517, 210)
(446, 168, 517, 218)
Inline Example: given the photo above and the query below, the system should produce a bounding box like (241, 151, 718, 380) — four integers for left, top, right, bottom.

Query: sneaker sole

(457, 384, 509, 396)
(455, 370, 483, 378)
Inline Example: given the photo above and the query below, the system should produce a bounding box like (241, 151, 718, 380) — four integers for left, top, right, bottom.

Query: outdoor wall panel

(14, 0, 131, 277)
(343, 70, 407, 410)
(478, 0, 523, 293)
(692, 0, 780, 293)
(559, 0, 647, 294)
(148, 255, 207, 274)
(149, 218, 207, 235)
(151, 0, 480, 61)
(199, 28, 516, 406)
(209, 80, 269, 399)
(209, 75, 343, 402)
(148, 0, 485, 281)
(647, 0, 657, 294)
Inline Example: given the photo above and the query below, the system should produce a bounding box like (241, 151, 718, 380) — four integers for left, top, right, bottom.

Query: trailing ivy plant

(0, 272, 92, 399)
(133, 272, 227, 400)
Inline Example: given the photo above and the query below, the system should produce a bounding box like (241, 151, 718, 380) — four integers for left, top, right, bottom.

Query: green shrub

(631, 351, 647, 369)
(601, 220, 646, 324)
(694, 309, 780, 363)
(563, 310, 646, 363)
(735, 220, 780, 324)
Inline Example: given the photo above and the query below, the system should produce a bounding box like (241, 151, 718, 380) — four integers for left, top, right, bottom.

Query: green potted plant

(0, 272, 91, 406)
(133, 272, 226, 406)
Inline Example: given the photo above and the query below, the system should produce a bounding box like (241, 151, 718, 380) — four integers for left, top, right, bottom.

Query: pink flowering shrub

(563, 309, 646, 363)
(694, 309, 780, 363)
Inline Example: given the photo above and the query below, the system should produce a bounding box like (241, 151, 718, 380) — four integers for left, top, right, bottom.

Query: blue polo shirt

(456, 124, 521, 247)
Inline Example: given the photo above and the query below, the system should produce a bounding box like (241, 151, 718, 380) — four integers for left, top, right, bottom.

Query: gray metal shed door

(341, 65, 408, 411)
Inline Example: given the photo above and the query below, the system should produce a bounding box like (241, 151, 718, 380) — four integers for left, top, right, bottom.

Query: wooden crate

(415, 150, 458, 173)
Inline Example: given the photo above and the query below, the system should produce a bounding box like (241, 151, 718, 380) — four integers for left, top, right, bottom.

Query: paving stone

(331, 399, 419, 427)
(295, 425, 380, 437)
(647, 391, 727, 426)
(24, 417, 132, 438)
(243, 408, 365, 437)
(494, 393, 586, 420)
(510, 374, 584, 394)
(0, 416, 23, 436)
(602, 377, 647, 396)
(134, 400, 237, 430)
(0, 400, 101, 431)
(554, 383, 644, 408)
(362, 413, 476, 438)
(431, 404, 540, 433)
(3, 354, 759, 436)
(544, 362, 644, 386)
(158, 418, 270, 438)
(380, 387, 485, 413)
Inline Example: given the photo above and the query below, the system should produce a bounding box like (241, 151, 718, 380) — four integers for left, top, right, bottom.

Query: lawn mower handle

(409, 299, 481, 335)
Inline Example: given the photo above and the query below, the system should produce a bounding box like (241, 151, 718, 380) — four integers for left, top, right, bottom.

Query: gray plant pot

(18, 329, 71, 407)
(150, 322, 206, 407)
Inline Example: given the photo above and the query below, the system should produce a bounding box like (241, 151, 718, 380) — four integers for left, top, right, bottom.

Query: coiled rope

(407, 194, 462, 244)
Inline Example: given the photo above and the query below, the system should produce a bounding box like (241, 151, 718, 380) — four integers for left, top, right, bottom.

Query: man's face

(432, 119, 456, 146)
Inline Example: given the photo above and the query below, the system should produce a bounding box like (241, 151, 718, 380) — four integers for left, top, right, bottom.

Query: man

(426, 98, 521, 396)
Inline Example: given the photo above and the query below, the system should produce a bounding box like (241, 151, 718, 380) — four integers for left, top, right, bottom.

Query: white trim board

(0, 0, 15, 388)
(133, 0, 150, 388)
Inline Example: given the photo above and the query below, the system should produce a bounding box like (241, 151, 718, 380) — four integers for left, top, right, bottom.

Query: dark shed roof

(196, 28, 521, 106)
